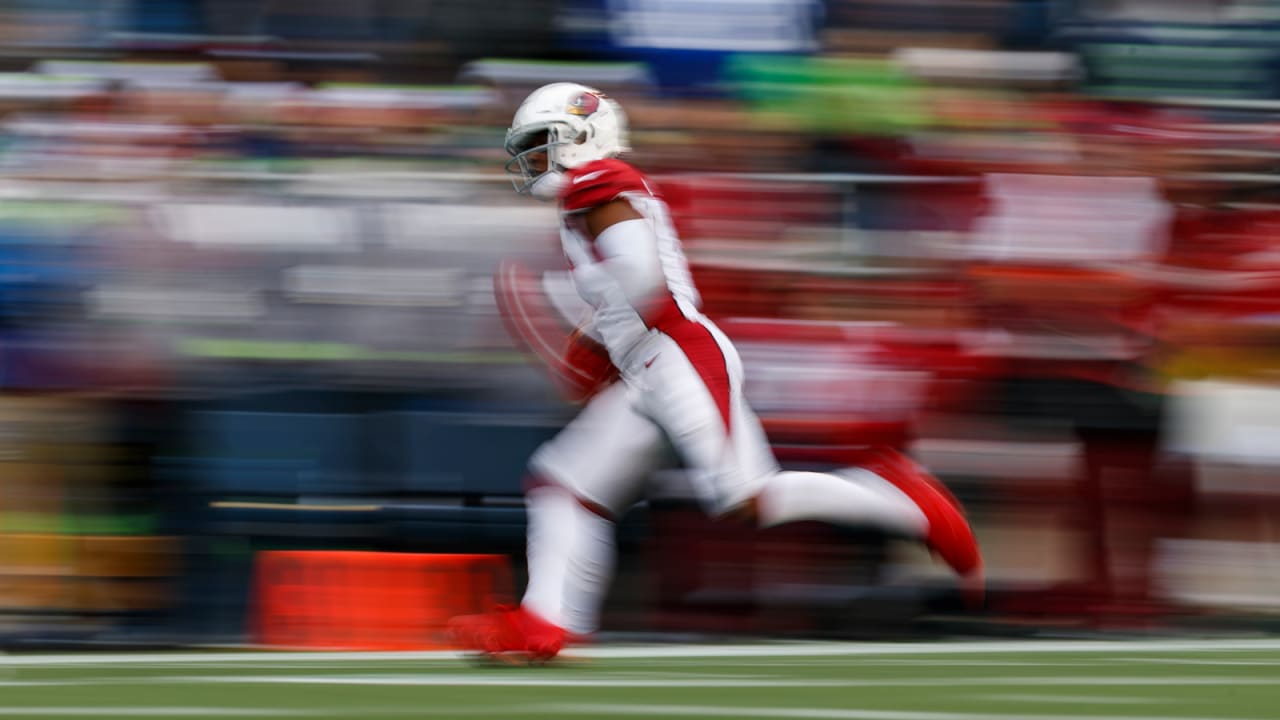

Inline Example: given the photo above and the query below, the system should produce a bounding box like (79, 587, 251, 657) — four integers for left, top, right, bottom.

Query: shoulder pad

(561, 159, 657, 212)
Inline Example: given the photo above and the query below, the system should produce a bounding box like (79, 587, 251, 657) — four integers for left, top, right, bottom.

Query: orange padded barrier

(251, 551, 514, 650)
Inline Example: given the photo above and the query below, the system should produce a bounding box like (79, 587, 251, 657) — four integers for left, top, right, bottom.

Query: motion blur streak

(0, 0, 1274, 667)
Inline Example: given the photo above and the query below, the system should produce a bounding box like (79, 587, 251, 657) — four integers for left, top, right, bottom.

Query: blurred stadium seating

(0, 0, 1278, 649)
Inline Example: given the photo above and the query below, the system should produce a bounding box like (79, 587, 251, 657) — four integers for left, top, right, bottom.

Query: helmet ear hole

(574, 130, 588, 145)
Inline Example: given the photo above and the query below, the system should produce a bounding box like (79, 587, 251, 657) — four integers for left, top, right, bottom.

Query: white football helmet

(504, 82, 630, 200)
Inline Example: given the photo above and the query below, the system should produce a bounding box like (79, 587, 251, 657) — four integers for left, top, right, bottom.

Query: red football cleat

(856, 447, 984, 606)
(448, 604, 569, 663)
(516, 606, 570, 662)
(448, 605, 524, 659)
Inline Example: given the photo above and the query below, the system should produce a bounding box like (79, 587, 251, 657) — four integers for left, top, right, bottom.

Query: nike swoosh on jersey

(572, 170, 607, 184)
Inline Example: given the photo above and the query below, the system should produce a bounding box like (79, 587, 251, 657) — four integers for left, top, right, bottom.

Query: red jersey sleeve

(560, 158, 657, 213)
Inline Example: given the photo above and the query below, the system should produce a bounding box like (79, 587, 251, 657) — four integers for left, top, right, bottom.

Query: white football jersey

(557, 158, 702, 373)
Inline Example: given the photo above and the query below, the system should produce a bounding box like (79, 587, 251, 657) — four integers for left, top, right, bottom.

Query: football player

(450, 83, 982, 662)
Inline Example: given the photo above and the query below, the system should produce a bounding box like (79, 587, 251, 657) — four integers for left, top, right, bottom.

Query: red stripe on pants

(647, 297, 732, 435)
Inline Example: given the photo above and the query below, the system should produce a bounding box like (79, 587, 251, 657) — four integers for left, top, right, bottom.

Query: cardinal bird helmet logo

(567, 91, 601, 116)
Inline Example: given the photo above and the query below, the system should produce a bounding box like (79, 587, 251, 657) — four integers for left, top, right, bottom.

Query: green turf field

(2, 638, 1278, 719)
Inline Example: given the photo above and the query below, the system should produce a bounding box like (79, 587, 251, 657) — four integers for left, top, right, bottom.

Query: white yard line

(3, 638, 1280, 666)
(142, 674, 1280, 688)
(7, 673, 1279, 689)
(570, 638, 1280, 660)
(1107, 657, 1279, 666)
(166, 675, 859, 688)
(551, 704, 1264, 720)
(623, 659, 1099, 668)
(981, 694, 1160, 705)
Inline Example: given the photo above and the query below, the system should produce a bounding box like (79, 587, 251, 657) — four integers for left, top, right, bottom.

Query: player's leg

(524, 381, 667, 635)
(641, 319, 981, 582)
(640, 330, 923, 531)
(452, 381, 666, 660)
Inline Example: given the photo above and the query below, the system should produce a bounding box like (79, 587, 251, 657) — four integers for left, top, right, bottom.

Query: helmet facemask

(504, 121, 580, 199)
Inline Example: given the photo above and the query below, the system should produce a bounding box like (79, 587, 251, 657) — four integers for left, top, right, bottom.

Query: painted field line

(3, 638, 1280, 666)
(982, 694, 1160, 705)
(174, 675, 857, 688)
(1110, 657, 1278, 666)
(622, 659, 1098, 668)
(572, 638, 1280, 659)
(155, 674, 1280, 688)
(553, 703, 1266, 720)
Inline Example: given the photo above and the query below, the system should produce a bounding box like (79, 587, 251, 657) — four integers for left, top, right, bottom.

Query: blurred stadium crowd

(1, 0, 1279, 649)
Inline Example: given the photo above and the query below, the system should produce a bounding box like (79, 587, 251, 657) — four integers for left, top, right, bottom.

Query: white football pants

(522, 315, 927, 635)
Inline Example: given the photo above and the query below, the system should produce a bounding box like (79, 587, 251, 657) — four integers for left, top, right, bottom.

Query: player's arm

(582, 199, 667, 316)
(493, 260, 618, 402)
(584, 199, 642, 237)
